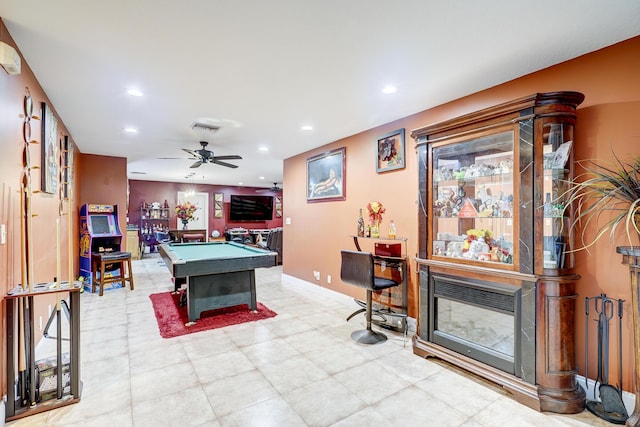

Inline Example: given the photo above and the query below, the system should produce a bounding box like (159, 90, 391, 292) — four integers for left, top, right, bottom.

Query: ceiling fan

(181, 141, 242, 169)
(256, 182, 282, 193)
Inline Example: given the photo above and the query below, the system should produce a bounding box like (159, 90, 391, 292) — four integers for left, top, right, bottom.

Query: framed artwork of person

(376, 128, 405, 173)
(306, 147, 346, 202)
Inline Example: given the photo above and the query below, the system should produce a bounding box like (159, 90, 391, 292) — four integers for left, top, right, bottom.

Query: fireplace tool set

(585, 293, 628, 424)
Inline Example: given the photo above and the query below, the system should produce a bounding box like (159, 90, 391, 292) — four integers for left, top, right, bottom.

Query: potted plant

(562, 152, 640, 424)
(563, 152, 640, 249)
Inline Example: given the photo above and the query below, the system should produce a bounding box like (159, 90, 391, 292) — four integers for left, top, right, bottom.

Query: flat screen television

(229, 195, 273, 221)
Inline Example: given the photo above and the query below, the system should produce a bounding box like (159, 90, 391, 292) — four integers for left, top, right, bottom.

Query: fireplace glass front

(430, 274, 521, 375)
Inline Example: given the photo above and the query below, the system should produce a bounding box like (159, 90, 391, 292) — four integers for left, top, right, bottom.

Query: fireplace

(429, 274, 521, 375)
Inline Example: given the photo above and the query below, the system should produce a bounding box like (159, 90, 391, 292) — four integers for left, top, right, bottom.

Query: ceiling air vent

(191, 121, 222, 134)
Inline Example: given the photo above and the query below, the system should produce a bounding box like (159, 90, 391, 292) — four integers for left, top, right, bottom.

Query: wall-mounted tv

(229, 195, 274, 221)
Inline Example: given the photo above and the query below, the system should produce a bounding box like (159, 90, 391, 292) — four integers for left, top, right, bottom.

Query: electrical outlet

(0, 223, 6, 244)
(39, 316, 42, 331)
(327, 275, 331, 284)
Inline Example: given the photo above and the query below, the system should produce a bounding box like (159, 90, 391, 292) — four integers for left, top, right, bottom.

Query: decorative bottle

(544, 193, 552, 216)
(357, 209, 365, 237)
(366, 225, 371, 238)
(388, 220, 396, 239)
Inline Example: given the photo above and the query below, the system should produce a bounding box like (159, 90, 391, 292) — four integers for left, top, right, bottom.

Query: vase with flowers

(175, 201, 197, 230)
(367, 201, 386, 238)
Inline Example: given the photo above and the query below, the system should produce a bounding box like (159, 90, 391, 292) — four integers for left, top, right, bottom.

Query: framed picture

(62, 135, 74, 200)
(214, 192, 223, 218)
(376, 128, 405, 173)
(275, 196, 282, 217)
(307, 147, 346, 202)
(41, 102, 59, 194)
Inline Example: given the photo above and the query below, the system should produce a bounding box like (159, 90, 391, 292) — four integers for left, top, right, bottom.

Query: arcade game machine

(79, 204, 124, 292)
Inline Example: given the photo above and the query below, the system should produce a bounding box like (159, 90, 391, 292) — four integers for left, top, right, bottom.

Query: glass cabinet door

(431, 129, 516, 266)
(541, 121, 575, 271)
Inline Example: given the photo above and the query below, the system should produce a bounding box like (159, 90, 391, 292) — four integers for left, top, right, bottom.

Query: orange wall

(78, 153, 128, 248)
(283, 36, 640, 391)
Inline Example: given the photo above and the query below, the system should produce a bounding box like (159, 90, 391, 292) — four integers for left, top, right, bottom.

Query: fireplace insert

(428, 273, 521, 375)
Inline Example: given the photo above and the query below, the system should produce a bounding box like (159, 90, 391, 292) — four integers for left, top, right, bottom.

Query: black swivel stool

(91, 251, 134, 296)
(340, 250, 401, 344)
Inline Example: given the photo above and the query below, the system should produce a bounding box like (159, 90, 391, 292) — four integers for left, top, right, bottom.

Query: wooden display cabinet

(411, 92, 585, 413)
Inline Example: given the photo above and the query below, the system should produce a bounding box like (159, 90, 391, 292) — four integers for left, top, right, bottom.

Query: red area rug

(149, 291, 277, 338)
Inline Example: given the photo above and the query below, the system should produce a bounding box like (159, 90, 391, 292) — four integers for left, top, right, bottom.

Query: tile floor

(7, 253, 612, 427)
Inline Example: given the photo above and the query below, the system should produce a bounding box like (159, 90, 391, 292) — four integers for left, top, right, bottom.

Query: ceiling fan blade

(157, 157, 184, 160)
(182, 148, 199, 157)
(211, 159, 239, 168)
(212, 155, 243, 160)
(189, 160, 203, 168)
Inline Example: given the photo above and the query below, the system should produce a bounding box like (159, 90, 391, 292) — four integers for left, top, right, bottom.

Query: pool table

(159, 241, 277, 322)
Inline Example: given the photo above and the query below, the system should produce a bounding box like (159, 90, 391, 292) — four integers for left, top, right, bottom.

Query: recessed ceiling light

(259, 146, 269, 152)
(259, 176, 265, 180)
(301, 125, 313, 131)
(127, 88, 143, 97)
(124, 127, 138, 134)
(238, 181, 243, 185)
(382, 85, 397, 94)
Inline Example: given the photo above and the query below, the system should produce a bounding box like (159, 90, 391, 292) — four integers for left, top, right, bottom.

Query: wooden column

(536, 274, 585, 413)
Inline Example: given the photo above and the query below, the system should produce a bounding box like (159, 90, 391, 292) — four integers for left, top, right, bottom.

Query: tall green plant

(563, 152, 640, 250)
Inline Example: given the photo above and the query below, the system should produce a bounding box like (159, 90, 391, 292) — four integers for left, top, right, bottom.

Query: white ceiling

(2, 1, 639, 188)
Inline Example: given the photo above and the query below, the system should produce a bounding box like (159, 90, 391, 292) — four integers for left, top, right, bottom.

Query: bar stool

(182, 233, 205, 243)
(91, 251, 134, 296)
(340, 250, 401, 344)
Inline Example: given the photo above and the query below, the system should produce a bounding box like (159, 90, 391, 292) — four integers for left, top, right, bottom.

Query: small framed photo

(552, 140, 573, 169)
(307, 147, 346, 202)
(376, 128, 405, 173)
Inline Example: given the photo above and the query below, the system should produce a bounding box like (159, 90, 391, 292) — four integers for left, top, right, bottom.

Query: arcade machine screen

(89, 215, 111, 235)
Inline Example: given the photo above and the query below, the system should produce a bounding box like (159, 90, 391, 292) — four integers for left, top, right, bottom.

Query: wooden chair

(91, 251, 134, 296)
(340, 250, 401, 344)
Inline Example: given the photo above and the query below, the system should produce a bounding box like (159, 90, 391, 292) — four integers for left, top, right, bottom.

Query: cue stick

(56, 208, 63, 398)
(24, 147, 34, 293)
(68, 177, 74, 288)
(18, 184, 28, 404)
(20, 182, 27, 290)
(24, 139, 36, 406)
